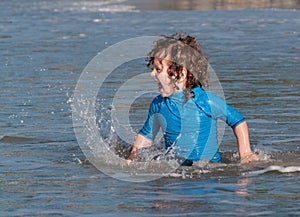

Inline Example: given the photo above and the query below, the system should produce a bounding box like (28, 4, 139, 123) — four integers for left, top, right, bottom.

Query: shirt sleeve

(139, 96, 161, 140)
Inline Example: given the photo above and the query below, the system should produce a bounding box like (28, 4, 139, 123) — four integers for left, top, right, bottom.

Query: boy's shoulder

(152, 95, 164, 104)
(192, 87, 224, 117)
(192, 87, 221, 102)
(192, 87, 208, 101)
(148, 95, 164, 113)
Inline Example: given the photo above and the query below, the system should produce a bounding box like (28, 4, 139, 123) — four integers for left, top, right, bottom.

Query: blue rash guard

(139, 87, 245, 163)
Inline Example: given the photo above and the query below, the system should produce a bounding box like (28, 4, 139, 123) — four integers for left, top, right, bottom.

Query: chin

(159, 87, 174, 97)
(160, 92, 172, 98)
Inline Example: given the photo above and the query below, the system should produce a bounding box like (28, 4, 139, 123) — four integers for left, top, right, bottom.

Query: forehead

(153, 58, 170, 68)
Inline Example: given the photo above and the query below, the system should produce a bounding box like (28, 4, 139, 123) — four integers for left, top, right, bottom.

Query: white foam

(245, 165, 300, 176)
(71, 0, 138, 12)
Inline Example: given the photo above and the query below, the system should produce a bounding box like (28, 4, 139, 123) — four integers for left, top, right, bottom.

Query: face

(150, 58, 177, 97)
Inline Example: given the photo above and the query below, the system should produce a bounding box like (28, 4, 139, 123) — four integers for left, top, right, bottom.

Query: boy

(127, 34, 258, 166)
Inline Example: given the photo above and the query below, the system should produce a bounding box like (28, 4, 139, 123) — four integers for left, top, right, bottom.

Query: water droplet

(93, 19, 102, 23)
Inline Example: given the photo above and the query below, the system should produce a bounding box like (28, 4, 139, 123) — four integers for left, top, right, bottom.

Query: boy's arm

(233, 121, 259, 163)
(127, 134, 152, 160)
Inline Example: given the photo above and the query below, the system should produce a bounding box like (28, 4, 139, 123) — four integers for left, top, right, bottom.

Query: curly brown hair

(147, 33, 209, 101)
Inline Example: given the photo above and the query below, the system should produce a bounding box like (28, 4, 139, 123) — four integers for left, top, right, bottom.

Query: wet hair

(147, 33, 209, 102)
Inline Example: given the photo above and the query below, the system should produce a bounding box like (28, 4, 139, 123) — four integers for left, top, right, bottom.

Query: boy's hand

(127, 151, 136, 161)
(125, 134, 151, 165)
(126, 147, 137, 165)
(241, 153, 259, 164)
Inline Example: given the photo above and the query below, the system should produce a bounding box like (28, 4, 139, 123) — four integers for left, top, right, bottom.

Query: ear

(179, 67, 187, 82)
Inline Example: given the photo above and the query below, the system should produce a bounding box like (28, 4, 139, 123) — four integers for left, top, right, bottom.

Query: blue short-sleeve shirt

(139, 87, 245, 162)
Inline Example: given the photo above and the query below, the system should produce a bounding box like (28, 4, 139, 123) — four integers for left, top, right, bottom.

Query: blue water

(1, 0, 300, 216)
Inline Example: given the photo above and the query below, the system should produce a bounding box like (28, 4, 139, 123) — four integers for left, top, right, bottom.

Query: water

(1, 0, 300, 216)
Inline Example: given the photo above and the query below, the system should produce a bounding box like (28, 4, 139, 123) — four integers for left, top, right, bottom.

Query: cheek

(157, 73, 171, 84)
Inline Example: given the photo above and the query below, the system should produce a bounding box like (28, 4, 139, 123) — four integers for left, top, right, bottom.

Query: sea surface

(1, 0, 300, 216)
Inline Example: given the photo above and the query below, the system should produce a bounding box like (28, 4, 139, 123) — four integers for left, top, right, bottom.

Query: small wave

(245, 165, 300, 176)
(76, 149, 300, 180)
(90, 139, 300, 179)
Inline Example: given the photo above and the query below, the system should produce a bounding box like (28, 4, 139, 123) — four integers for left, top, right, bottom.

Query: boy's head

(147, 33, 209, 100)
